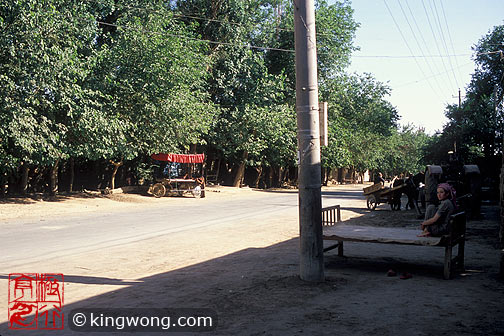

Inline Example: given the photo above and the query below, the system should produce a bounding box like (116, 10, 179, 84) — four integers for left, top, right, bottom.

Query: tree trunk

(189, 144, 197, 154)
(337, 167, 344, 183)
(49, 159, 59, 196)
(253, 166, 263, 188)
(93, 160, 102, 189)
(110, 159, 124, 190)
(278, 166, 284, 187)
(215, 158, 221, 183)
(20, 163, 29, 194)
(68, 157, 75, 193)
(232, 151, 247, 188)
(268, 166, 274, 188)
(0, 172, 6, 197)
(321, 167, 328, 186)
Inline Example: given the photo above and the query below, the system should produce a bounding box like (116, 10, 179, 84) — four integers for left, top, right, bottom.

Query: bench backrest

(321, 205, 341, 226)
(447, 212, 466, 239)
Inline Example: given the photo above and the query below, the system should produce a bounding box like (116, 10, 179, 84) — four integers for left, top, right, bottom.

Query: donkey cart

(363, 183, 406, 210)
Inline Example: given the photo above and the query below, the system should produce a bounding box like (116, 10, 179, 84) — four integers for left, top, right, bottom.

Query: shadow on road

(1, 206, 503, 335)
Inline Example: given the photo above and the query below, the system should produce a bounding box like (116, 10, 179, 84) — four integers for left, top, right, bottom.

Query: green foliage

(0, 0, 101, 169)
(94, 7, 216, 157)
(0, 0, 435, 192)
(432, 24, 504, 165)
(320, 73, 403, 173)
(264, 0, 358, 98)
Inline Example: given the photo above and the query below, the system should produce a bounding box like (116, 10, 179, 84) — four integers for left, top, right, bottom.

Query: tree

(92, 4, 216, 188)
(319, 73, 400, 177)
(0, 0, 108, 194)
(441, 25, 504, 164)
(264, 0, 358, 98)
(206, 47, 293, 186)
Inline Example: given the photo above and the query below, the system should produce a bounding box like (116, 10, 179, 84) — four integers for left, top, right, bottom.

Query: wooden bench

(322, 206, 466, 279)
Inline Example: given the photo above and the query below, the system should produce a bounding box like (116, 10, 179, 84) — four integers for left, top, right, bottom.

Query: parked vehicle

(148, 153, 205, 198)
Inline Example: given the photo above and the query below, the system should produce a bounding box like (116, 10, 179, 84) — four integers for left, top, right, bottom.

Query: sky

(345, 0, 504, 134)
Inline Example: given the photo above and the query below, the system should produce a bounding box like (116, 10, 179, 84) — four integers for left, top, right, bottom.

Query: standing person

(418, 183, 456, 237)
(404, 174, 416, 210)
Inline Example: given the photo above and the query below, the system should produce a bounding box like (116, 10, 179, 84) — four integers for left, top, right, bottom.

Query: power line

(96, 20, 296, 53)
(439, 0, 462, 88)
(431, 0, 460, 88)
(404, 0, 449, 94)
(396, 61, 473, 88)
(352, 51, 502, 59)
(397, 0, 446, 97)
(422, 0, 456, 91)
(383, 0, 444, 101)
(94, 18, 502, 59)
(88, 0, 336, 39)
(394, 50, 502, 88)
(353, 53, 471, 58)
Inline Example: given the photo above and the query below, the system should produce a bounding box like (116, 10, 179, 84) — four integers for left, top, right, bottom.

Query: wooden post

(294, 0, 324, 282)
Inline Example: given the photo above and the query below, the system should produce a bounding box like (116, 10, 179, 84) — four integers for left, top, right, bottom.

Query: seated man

(374, 172, 386, 186)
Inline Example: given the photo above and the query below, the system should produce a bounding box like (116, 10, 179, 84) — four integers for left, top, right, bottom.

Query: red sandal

(400, 272, 412, 280)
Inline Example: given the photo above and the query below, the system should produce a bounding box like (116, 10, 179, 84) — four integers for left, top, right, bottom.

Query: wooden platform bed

(321, 206, 466, 279)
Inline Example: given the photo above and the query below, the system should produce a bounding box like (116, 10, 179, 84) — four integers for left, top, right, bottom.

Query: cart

(148, 153, 206, 198)
(363, 183, 406, 210)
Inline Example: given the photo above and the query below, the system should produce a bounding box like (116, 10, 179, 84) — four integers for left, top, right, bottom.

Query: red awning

(150, 153, 205, 163)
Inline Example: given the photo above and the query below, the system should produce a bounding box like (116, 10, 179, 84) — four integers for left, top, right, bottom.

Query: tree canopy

(425, 24, 503, 169)
(0, 0, 439, 194)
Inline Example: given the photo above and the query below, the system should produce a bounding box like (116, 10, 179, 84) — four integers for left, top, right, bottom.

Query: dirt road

(1, 185, 503, 335)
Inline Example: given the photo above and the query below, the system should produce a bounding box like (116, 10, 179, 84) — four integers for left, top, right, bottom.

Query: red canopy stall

(148, 153, 206, 198)
(150, 153, 205, 164)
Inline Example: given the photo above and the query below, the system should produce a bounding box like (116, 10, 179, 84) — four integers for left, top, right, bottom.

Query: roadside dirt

(1, 185, 503, 335)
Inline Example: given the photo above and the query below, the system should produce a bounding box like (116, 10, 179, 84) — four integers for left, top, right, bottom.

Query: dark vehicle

(148, 153, 206, 198)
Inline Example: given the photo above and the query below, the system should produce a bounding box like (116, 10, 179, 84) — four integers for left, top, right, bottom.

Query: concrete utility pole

(293, 0, 324, 282)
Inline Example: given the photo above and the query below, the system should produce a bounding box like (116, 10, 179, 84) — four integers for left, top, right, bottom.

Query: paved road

(0, 187, 365, 268)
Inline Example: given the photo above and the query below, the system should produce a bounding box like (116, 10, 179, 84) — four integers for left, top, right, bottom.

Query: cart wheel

(192, 185, 202, 198)
(367, 195, 377, 210)
(151, 183, 166, 198)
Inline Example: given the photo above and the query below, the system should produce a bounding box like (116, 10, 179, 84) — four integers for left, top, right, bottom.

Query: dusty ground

(0, 185, 503, 335)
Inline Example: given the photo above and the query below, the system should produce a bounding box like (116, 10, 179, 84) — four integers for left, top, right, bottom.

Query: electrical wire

(96, 20, 296, 53)
(398, 0, 446, 96)
(383, 0, 444, 101)
(97, 18, 502, 60)
(395, 61, 473, 88)
(352, 53, 471, 58)
(431, 0, 460, 88)
(406, 0, 451, 92)
(439, 0, 462, 88)
(422, 0, 456, 90)
(86, 0, 336, 39)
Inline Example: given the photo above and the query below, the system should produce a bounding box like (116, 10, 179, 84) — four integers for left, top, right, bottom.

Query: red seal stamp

(8, 273, 64, 330)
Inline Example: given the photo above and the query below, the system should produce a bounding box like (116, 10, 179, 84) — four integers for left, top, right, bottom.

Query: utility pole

(293, 0, 324, 282)
(496, 83, 504, 278)
(451, 88, 465, 154)
(452, 88, 465, 109)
